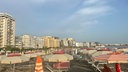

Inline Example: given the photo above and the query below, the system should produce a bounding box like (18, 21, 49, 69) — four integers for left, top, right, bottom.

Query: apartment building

(21, 35, 43, 48)
(22, 35, 32, 48)
(31, 36, 43, 48)
(0, 13, 15, 48)
(42, 36, 60, 48)
(60, 38, 76, 47)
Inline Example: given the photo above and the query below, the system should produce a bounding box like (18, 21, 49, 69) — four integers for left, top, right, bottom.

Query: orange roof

(109, 52, 121, 55)
(93, 53, 128, 63)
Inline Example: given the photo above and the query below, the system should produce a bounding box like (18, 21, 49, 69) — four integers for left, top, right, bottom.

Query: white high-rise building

(22, 35, 32, 48)
(0, 13, 15, 48)
(76, 42, 84, 47)
(21, 35, 43, 48)
(31, 36, 43, 48)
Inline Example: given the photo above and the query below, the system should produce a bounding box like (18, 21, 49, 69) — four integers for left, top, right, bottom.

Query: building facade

(15, 36, 22, 48)
(0, 13, 15, 48)
(42, 36, 60, 48)
(76, 42, 84, 47)
(22, 35, 32, 48)
(60, 38, 76, 47)
(31, 36, 43, 48)
(16, 35, 43, 49)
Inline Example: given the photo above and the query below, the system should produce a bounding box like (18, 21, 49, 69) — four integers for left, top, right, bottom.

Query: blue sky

(0, 0, 128, 44)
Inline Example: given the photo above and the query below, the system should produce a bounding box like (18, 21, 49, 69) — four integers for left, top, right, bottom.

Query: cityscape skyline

(0, 0, 128, 44)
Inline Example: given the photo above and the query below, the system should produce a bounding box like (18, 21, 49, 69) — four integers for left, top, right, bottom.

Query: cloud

(77, 6, 111, 15)
(60, 0, 112, 36)
(0, 0, 114, 40)
(66, 5, 111, 27)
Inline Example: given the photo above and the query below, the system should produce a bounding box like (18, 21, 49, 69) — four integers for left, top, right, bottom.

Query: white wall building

(21, 35, 43, 48)
(61, 39, 68, 47)
(83, 42, 100, 48)
(15, 36, 22, 48)
(22, 35, 32, 48)
(76, 42, 84, 47)
(61, 38, 76, 47)
(32, 36, 43, 48)
(0, 13, 15, 48)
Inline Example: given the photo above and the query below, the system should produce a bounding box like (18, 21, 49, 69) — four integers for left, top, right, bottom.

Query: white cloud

(61, 0, 112, 35)
(77, 6, 111, 15)
(67, 5, 111, 26)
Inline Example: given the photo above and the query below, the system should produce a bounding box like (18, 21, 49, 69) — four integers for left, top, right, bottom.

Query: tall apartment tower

(0, 13, 15, 48)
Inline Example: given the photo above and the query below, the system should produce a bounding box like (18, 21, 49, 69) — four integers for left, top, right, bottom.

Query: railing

(46, 64, 54, 72)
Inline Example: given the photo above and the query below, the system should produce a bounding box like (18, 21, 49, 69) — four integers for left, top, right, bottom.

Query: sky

(0, 0, 128, 44)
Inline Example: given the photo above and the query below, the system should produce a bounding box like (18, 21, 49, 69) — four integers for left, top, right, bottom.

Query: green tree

(11, 48, 20, 53)
(5, 45, 12, 51)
